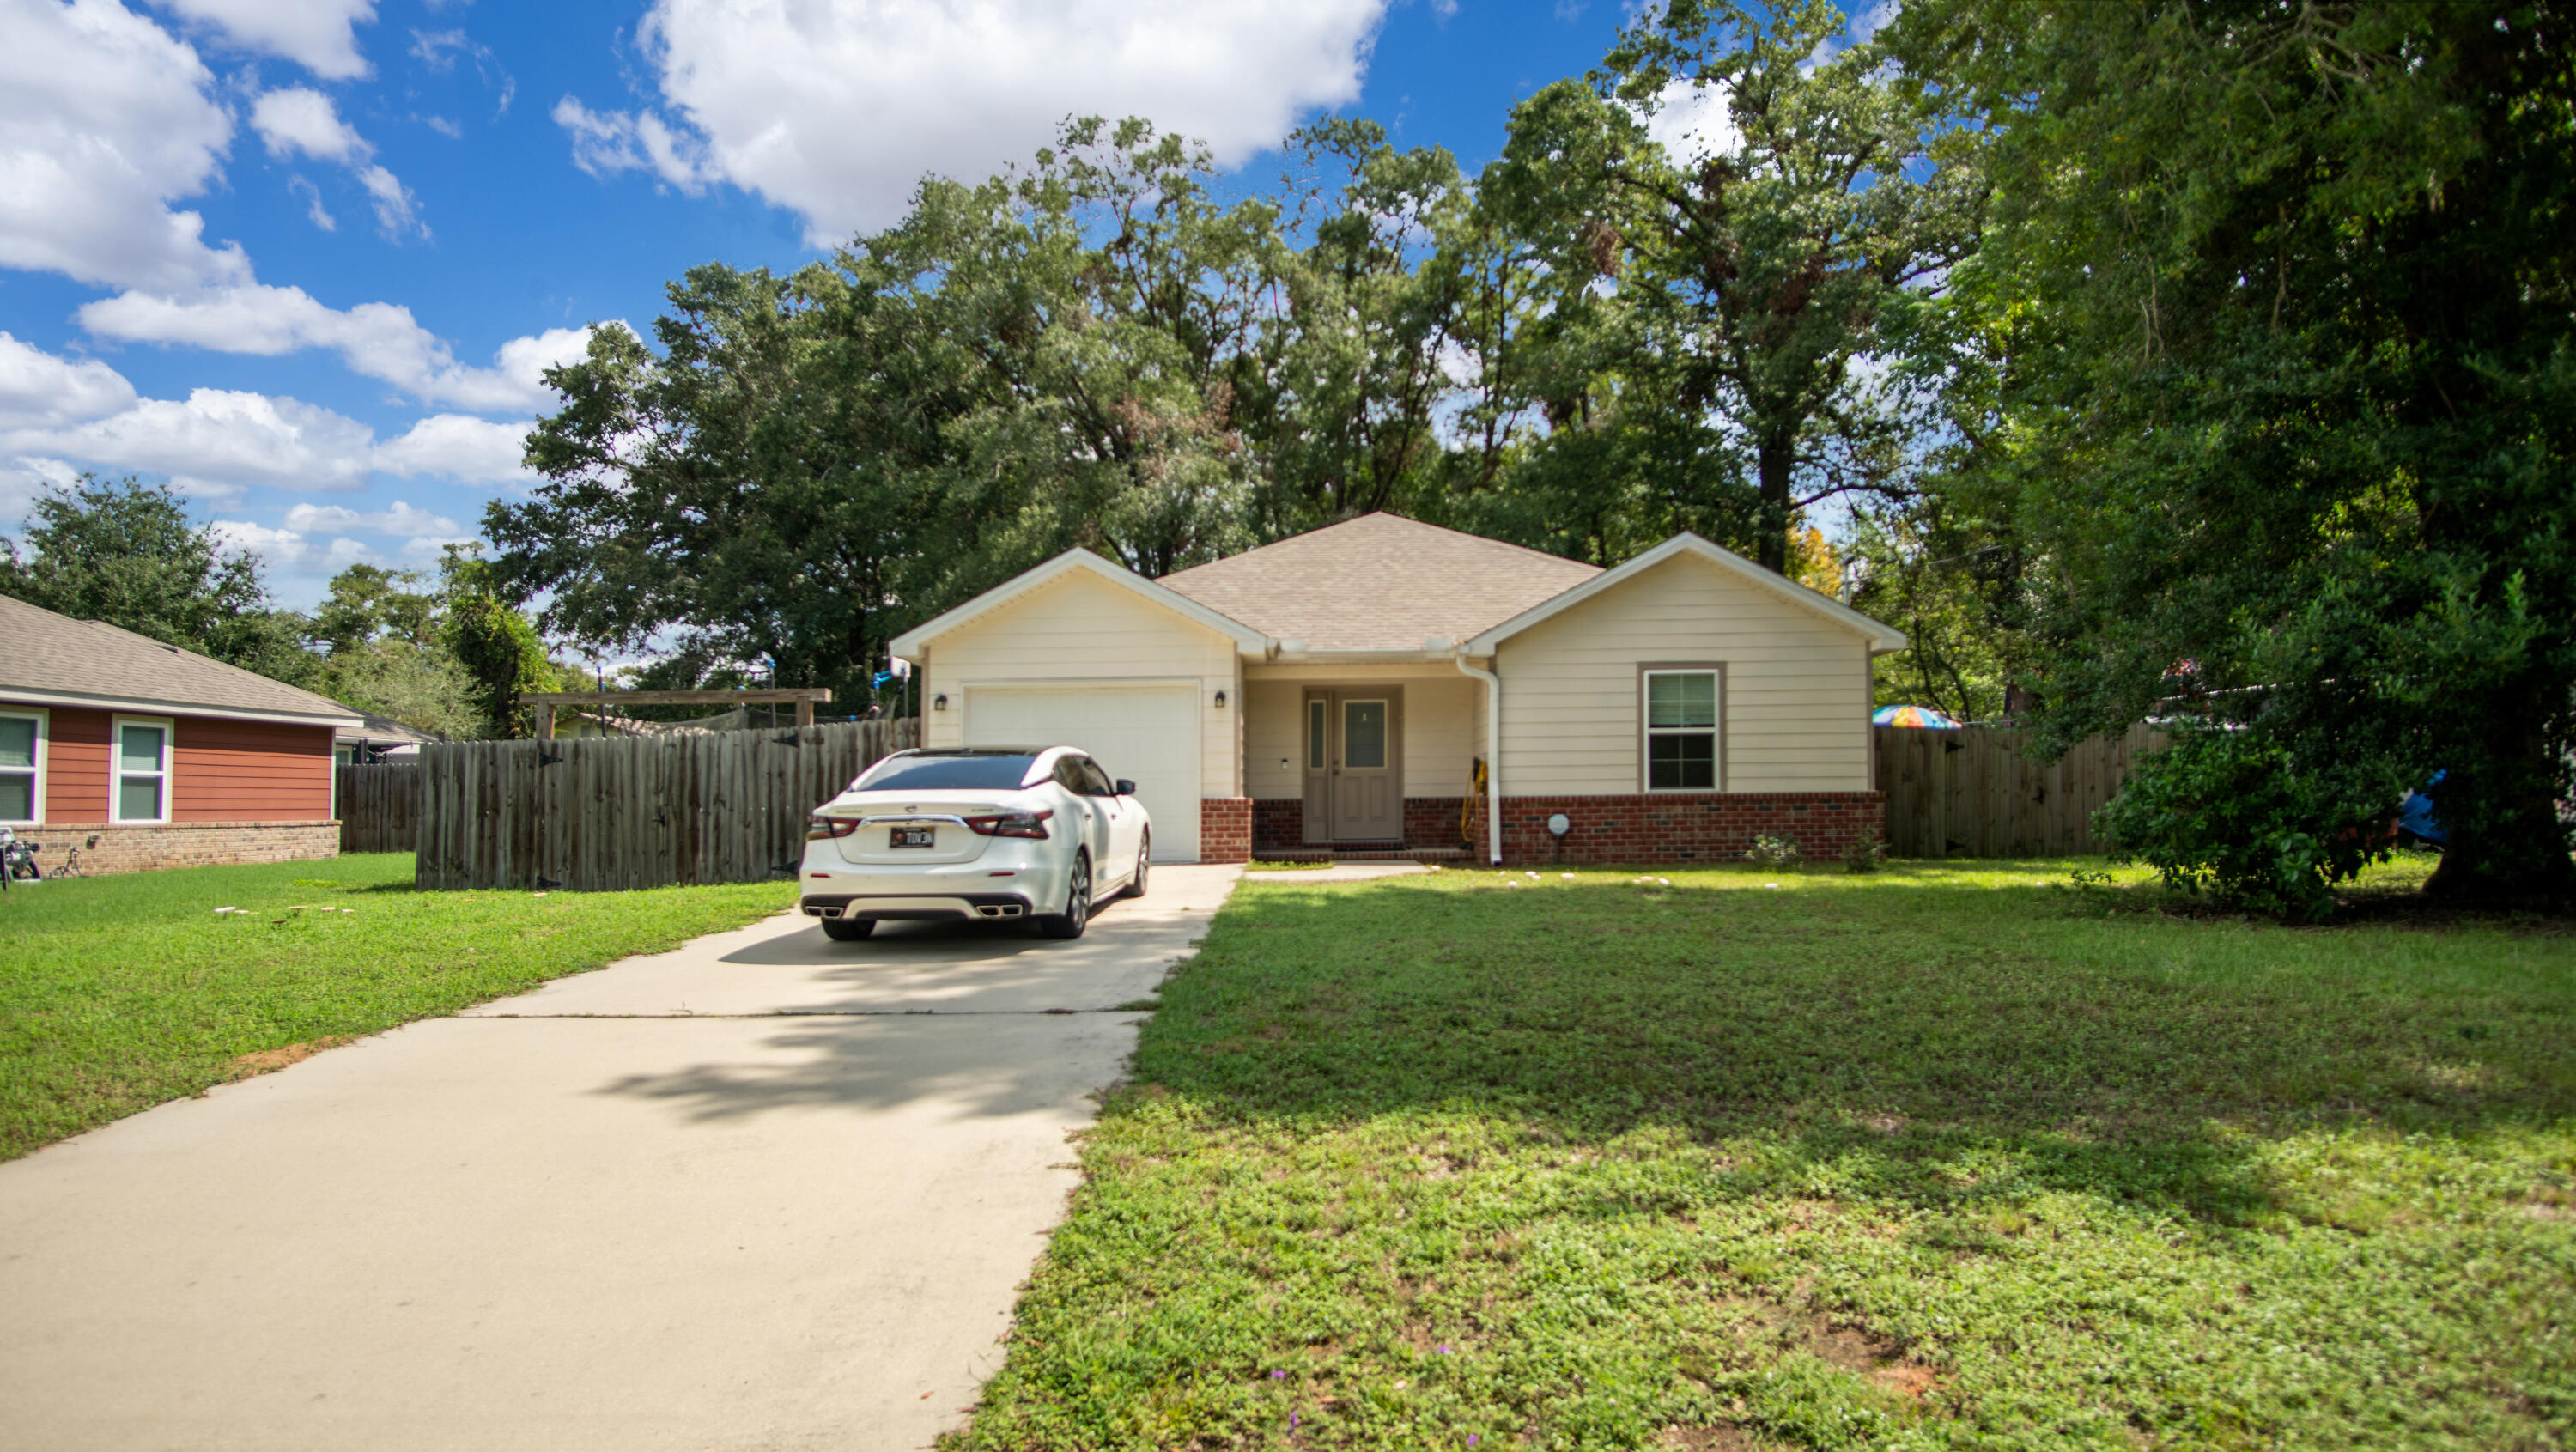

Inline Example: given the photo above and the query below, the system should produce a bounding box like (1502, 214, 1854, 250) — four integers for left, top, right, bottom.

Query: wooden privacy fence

(1874, 722, 2167, 858)
(413, 717, 920, 891)
(336, 762, 420, 853)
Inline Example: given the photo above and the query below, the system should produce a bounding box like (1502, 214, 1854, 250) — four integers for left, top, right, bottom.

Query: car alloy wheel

(1127, 830, 1150, 900)
(1040, 852, 1091, 939)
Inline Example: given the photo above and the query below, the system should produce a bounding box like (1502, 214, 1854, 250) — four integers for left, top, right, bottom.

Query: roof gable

(1156, 513, 1599, 652)
(890, 549, 1269, 659)
(1464, 533, 1908, 654)
(0, 592, 363, 724)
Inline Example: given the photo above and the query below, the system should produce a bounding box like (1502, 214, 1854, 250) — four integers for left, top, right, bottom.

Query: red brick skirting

(1250, 797, 1473, 855)
(17, 820, 340, 877)
(1495, 793, 1884, 866)
(1198, 797, 1252, 863)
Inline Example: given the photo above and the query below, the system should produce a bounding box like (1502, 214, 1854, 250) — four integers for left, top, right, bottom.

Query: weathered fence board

(335, 763, 420, 854)
(413, 717, 920, 891)
(1874, 723, 2166, 858)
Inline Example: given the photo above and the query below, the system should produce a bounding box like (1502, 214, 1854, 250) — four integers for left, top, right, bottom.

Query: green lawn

(0, 854, 795, 1159)
(952, 859, 2576, 1451)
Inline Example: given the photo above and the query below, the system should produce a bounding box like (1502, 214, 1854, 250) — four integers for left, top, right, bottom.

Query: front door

(1301, 688, 1404, 842)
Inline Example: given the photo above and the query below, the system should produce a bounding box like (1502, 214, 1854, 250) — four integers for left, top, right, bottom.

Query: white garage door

(964, 683, 1202, 862)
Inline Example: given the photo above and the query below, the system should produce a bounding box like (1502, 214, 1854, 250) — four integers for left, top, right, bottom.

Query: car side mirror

(1115, 779, 1138, 797)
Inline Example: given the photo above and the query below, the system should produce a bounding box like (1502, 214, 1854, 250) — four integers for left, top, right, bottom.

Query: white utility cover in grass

(965, 683, 1201, 862)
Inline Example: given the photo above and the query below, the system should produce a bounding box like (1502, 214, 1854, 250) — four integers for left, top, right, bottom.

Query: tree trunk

(1755, 440, 1795, 574)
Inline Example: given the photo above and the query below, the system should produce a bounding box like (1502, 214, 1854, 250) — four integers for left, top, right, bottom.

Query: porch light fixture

(933, 693, 948, 711)
(1213, 689, 1228, 708)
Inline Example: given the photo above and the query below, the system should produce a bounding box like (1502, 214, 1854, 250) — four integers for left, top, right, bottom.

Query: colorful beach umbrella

(1873, 704, 1963, 729)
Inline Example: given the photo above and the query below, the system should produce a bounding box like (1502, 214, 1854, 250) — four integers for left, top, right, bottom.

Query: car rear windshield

(854, 754, 1040, 791)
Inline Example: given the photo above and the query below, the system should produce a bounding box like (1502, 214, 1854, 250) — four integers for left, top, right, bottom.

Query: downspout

(1455, 652, 1504, 866)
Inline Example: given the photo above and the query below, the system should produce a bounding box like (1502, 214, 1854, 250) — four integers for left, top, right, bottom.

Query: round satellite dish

(1546, 812, 1571, 837)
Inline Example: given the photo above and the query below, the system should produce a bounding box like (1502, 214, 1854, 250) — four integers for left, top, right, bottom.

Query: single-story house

(890, 513, 1906, 866)
(1, 592, 361, 874)
(336, 708, 440, 762)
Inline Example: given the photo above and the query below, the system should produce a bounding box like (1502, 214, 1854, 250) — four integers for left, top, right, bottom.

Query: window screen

(0, 715, 33, 822)
(1644, 672, 1719, 791)
(114, 721, 167, 822)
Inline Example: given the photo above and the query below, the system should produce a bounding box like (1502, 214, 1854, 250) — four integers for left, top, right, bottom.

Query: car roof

(884, 746, 1078, 759)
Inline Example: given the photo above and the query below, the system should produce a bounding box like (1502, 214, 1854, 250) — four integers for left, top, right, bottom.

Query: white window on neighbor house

(0, 708, 44, 825)
(111, 716, 173, 823)
(1643, 669, 1722, 792)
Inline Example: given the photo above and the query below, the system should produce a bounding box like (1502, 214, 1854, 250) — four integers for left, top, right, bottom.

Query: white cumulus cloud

(282, 499, 461, 536)
(78, 287, 601, 413)
(251, 86, 420, 236)
(371, 413, 534, 484)
(0, 332, 138, 428)
(556, 0, 1388, 242)
(151, 0, 377, 80)
(0, 0, 251, 292)
(11, 387, 379, 493)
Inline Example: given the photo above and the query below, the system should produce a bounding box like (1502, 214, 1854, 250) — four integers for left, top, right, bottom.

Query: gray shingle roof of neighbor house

(1156, 512, 1603, 653)
(0, 592, 361, 726)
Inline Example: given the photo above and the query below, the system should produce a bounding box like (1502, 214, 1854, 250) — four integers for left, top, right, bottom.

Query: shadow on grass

(1125, 872, 2576, 1228)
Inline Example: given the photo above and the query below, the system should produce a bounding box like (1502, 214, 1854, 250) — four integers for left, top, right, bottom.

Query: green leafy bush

(1744, 833, 1803, 870)
(2095, 726, 2401, 920)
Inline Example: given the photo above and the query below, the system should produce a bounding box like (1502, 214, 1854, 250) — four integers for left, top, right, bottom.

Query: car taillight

(963, 810, 1052, 839)
(805, 817, 859, 840)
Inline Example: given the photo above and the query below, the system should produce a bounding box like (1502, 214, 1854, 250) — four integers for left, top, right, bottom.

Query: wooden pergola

(523, 688, 833, 741)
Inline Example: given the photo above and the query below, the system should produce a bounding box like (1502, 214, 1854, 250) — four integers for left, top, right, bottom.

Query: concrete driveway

(0, 864, 1241, 1452)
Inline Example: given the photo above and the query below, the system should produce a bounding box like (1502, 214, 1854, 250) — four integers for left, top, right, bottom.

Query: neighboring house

(0, 592, 360, 874)
(336, 708, 440, 762)
(890, 513, 1906, 866)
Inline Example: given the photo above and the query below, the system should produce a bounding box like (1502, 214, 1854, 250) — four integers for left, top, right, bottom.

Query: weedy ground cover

(953, 859, 2575, 1450)
(0, 853, 794, 1158)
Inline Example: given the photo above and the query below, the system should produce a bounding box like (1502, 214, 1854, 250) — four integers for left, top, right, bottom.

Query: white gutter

(1453, 651, 1504, 866)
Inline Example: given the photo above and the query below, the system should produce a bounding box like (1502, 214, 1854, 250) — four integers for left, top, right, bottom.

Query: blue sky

(0, 0, 1864, 610)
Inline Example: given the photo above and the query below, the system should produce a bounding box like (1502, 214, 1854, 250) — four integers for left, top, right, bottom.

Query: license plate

(889, 826, 935, 849)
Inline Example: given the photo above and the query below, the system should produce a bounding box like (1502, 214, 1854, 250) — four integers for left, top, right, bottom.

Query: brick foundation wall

(1493, 793, 1883, 867)
(1251, 798, 1303, 855)
(1249, 797, 1473, 854)
(1405, 796, 1469, 850)
(17, 820, 340, 877)
(1199, 797, 1252, 863)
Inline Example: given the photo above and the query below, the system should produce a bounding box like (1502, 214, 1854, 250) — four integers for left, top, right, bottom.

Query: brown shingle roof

(1157, 513, 1601, 652)
(0, 592, 361, 723)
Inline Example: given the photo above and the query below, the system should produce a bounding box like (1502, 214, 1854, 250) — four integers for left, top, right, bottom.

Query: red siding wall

(173, 714, 332, 822)
(42, 708, 110, 822)
(31, 706, 332, 825)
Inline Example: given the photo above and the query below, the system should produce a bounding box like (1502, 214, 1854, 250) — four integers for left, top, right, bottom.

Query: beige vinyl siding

(920, 568, 1238, 799)
(1494, 553, 1871, 793)
(1241, 665, 1479, 799)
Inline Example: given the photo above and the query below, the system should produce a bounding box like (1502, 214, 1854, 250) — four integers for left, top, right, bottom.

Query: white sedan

(799, 746, 1151, 941)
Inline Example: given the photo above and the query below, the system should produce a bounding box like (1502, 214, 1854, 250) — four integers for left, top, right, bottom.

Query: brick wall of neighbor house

(1494, 793, 1884, 866)
(1199, 797, 1252, 863)
(26, 821, 339, 876)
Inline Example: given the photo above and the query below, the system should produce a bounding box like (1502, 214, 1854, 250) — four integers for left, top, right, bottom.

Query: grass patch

(0, 853, 794, 1159)
(1247, 860, 1342, 872)
(951, 859, 2576, 1450)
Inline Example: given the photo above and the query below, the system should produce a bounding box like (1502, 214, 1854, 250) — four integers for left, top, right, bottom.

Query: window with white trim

(0, 708, 42, 824)
(112, 717, 173, 823)
(1643, 671, 1720, 791)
